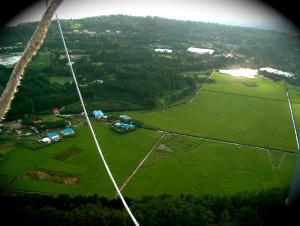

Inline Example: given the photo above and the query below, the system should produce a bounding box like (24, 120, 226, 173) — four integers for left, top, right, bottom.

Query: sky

(6, 0, 298, 32)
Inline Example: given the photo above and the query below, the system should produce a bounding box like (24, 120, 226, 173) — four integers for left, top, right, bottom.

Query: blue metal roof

(47, 132, 59, 138)
(92, 110, 104, 117)
(114, 122, 135, 129)
(119, 115, 131, 120)
(62, 128, 74, 133)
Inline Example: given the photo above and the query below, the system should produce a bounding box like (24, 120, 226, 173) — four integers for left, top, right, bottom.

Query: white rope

(55, 14, 139, 226)
(286, 85, 299, 152)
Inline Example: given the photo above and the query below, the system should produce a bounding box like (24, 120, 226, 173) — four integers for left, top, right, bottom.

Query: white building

(154, 48, 173, 53)
(187, 47, 215, 55)
(259, 67, 294, 78)
(41, 137, 51, 144)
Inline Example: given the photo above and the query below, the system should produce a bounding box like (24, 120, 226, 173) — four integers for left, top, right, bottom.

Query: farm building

(119, 115, 131, 121)
(93, 110, 105, 119)
(32, 120, 44, 125)
(96, 80, 104, 84)
(111, 122, 136, 133)
(40, 137, 51, 144)
(52, 108, 60, 115)
(61, 127, 75, 136)
(47, 132, 60, 141)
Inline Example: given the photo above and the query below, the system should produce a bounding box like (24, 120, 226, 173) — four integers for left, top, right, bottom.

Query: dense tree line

(0, 188, 299, 226)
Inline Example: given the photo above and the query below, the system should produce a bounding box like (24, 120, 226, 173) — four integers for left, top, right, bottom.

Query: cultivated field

(0, 72, 298, 198)
(0, 124, 159, 196)
(123, 134, 296, 198)
(127, 72, 297, 152)
(205, 72, 287, 100)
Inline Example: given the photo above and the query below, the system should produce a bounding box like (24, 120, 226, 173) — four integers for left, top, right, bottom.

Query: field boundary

(143, 128, 297, 155)
(202, 89, 289, 103)
(277, 154, 286, 170)
(115, 133, 166, 197)
(188, 71, 213, 104)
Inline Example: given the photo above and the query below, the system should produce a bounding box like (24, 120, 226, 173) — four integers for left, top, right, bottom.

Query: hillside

(1, 15, 300, 120)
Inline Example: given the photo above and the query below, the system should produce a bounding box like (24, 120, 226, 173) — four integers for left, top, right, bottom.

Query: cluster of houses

(92, 110, 136, 133)
(39, 127, 75, 144)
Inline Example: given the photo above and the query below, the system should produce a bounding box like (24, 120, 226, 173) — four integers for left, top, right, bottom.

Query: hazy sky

(7, 0, 297, 31)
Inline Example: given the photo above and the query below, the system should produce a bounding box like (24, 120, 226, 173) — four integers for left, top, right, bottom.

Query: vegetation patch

(156, 144, 173, 153)
(0, 142, 15, 154)
(161, 135, 199, 154)
(239, 80, 257, 87)
(54, 147, 82, 161)
(269, 151, 285, 169)
(0, 173, 16, 187)
(24, 169, 80, 185)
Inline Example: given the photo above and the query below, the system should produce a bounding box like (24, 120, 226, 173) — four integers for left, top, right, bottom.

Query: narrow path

(277, 154, 286, 170)
(268, 150, 275, 170)
(116, 133, 166, 196)
(202, 89, 288, 103)
(144, 127, 297, 156)
(188, 70, 213, 104)
(285, 84, 300, 152)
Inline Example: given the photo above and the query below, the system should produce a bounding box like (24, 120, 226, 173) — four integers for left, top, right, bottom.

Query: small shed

(119, 115, 131, 121)
(41, 137, 51, 144)
(47, 132, 60, 141)
(112, 122, 135, 131)
(61, 127, 75, 136)
(96, 80, 104, 84)
(52, 108, 60, 115)
(92, 110, 105, 119)
(33, 120, 44, 125)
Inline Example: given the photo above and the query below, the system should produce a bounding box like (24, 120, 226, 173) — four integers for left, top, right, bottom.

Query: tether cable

(55, 14, 139, 226)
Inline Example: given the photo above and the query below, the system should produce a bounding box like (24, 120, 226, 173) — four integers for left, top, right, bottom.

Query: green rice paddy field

(0, 71, 299, 198)
(127, 72, 297, 152)
(0, 125, 159, 196)
(123, 134, 296, 198)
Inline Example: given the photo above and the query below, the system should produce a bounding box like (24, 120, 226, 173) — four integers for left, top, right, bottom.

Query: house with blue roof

(119, 115, 132, 121)
(47, 132, 60, 141)
(111, 122, 136, 133)
(92, 110, 105, 119)
(61, 127, 75, 137)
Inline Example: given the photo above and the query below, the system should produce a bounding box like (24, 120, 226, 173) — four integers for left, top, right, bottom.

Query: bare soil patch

(25, 169, 79, 184)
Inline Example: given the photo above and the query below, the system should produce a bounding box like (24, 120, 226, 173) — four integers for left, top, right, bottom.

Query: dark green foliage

(0, 188, 297, 226)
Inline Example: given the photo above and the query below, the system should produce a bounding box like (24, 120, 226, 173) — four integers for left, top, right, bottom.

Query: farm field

(0, 72, 298, 198)
(286, 83, 300, 137)
(205, 72, 287, 100)
(0, 124, 159, 196)
(127, 73, 297, 152)
(123, 134, 297, 198)
(287, 83, 300, 103)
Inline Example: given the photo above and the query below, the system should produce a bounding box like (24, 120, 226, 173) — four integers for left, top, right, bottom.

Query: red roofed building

(52, 108, 60, 115)
(32, 120, 44, 125)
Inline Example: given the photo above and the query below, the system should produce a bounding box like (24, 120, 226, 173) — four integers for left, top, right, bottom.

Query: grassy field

(126, 73, 296, 152)
(205, 72, 287, 100)
(0, 123, 159, 196)
(123, 134, 296, 198)
(0, 72, 298, 198)
(286, 83, 300, 138)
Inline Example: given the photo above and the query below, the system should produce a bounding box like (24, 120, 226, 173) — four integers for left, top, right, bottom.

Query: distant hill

(0, 15, 300, 120)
